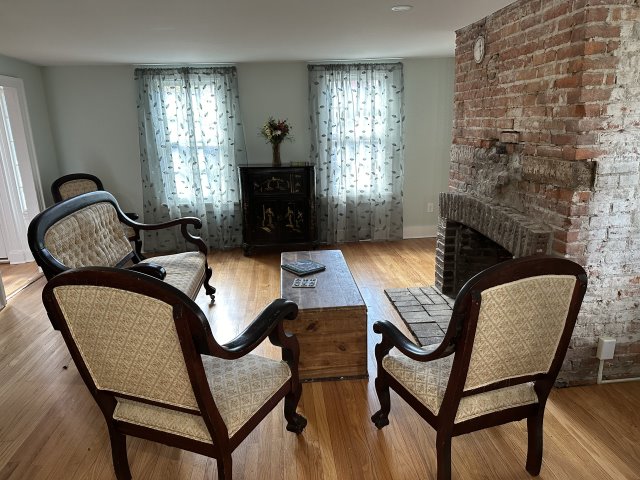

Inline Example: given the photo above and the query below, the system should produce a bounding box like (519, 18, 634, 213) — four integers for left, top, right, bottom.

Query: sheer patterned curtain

(135, 67, 246, 252)
(308, 63, 404, 244)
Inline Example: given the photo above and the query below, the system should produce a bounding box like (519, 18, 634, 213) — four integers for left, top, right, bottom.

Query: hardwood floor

(0, 239, 638, 479)
(0, 261, 42, 299)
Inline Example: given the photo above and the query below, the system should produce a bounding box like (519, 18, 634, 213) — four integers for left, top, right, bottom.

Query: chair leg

(107, 426, 131, 480)
(204, 265, 216, 303)
(436, 431, 452, 480)
(284, 382, 307, 434)
(134, 239, 144, 260)
(217, 453, 232, 480)
(371, 375, 391, 429)
(526, 410, 544, 476)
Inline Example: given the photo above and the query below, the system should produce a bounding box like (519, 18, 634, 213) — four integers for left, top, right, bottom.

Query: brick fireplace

(447, 0, 640, 384)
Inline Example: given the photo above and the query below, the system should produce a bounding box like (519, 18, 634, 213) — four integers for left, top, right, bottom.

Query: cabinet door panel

(281, 201, 310, 242)
(246, 201, 281, 243)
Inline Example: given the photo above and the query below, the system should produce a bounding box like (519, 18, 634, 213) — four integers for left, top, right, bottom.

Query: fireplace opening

(438, 221, 513, 296)
(435, 192, 553, 298)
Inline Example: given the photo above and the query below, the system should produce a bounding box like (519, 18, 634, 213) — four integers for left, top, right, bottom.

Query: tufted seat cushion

(141, 251, 206, 299)
(113, 354, 291, 440)
(382, 349, 538, 424)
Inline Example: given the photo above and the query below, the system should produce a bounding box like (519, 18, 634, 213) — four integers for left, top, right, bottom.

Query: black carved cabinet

(239, 165, 316, 254)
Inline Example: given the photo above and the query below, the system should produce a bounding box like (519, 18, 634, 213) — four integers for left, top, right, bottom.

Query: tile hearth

(384, 286, 454, 347)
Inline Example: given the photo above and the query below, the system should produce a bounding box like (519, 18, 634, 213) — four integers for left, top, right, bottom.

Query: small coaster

(292, 278, 317, 288)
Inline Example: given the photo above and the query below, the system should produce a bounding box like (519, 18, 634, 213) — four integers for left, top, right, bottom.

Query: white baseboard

(8, 249, 34, 264)
(403, 225, 438, 239)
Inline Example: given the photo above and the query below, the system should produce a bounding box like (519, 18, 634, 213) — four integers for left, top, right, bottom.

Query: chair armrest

(124, 212, 139, 221)
(220, 299, 298, 358)
(132, 217, 202, 231)
(373, 320, 454, 362)
(125, 217, 207, 256)
(126, 263, 166, 280)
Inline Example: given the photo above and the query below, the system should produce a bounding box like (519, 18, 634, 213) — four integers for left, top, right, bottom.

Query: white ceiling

(0, 0, 514, 66)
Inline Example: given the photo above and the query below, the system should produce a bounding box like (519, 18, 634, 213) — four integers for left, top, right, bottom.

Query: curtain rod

(134, 63, 235, 68)
(307, 58, 403, 65)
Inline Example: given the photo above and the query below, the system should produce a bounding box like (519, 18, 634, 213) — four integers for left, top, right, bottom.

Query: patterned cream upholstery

(53, 285, 198, 408)
(383, 350, 537, 423)
(114, 354, 291, 439)
(465, 275, 576, 390)
(199, 354, 290, 436)
(141, 251, 206, 299)
(57, 178, 99, 200)
(54, 284, 291, 440)
(44, 203, 133, 269)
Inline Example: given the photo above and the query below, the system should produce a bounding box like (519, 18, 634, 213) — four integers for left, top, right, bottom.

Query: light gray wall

(43, 66, 141, 212)
(237, 62, 311, 165)
(42, 58, 454, 234)
(0, 54, 59, 205)
(403, 57, 455, 236)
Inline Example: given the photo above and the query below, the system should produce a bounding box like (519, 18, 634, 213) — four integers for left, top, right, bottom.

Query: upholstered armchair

(28, 191, 216, 329)
(51, 173, 142, 256)
(42, 267, 307, 480)
(371, 256, 588, 480)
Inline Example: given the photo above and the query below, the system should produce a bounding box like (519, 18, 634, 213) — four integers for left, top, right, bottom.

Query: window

(135, 67, 246, 250)
(308, 63, 405, 243)
(337, 72, 391, 194)
(162, 83, 223, 200)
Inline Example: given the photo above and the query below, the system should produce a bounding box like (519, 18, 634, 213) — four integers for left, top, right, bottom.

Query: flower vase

(272, 142, 281, 167)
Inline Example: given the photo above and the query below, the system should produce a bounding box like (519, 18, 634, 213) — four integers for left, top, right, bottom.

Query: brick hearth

(385, 286, 454, 347)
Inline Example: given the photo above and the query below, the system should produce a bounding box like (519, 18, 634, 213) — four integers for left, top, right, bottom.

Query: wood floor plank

(0, 239, 638, 479)
(0, 262, 42, 299)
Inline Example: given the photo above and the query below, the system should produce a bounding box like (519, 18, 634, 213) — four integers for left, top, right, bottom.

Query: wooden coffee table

(280, 250, 368, 381)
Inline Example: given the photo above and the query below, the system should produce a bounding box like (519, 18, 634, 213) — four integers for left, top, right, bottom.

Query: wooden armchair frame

(42, 267, 307, 480)
(371, 256, 588, 480)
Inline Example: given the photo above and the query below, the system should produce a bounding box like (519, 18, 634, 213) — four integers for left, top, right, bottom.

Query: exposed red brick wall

(451, 0, 640, 384)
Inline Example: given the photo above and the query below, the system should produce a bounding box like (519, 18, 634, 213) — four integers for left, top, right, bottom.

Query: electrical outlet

(427, 202, 434, 213)
(596, 337, 616, 360)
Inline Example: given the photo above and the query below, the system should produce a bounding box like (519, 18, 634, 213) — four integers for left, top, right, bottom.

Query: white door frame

(0, 75, 44, 264)
(0, 211, 8, 259)
(0, 272, 6, 309)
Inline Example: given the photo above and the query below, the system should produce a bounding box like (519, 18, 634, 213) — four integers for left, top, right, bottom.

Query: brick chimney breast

(449, 0, 640, 384)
